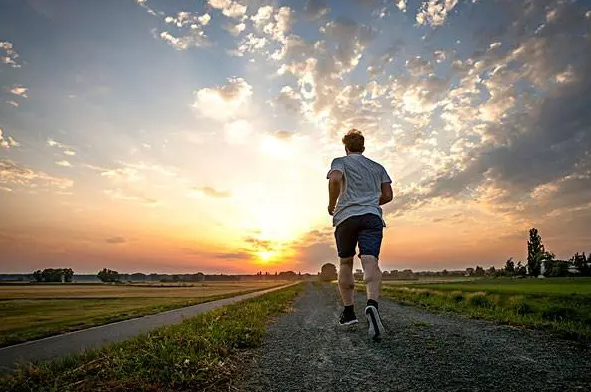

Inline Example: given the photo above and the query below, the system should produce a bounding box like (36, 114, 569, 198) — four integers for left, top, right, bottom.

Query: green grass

(375, 278, 591, 342)
(0, 283, 303, 392)
(0, 282, 289, 347)
(409, 277, 591, 296)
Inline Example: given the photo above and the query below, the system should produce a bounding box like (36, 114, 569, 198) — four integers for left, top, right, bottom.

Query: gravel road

(0, 284, 295, 374)
(236, 282, 591, 392)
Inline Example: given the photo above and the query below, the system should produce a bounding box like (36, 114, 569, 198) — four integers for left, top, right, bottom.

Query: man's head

(342, 129, 365, 155)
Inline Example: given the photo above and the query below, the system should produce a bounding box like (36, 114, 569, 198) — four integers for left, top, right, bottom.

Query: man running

(326, 129, 393, 340)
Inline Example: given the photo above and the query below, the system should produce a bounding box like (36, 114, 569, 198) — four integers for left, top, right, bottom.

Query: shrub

(469, 293, 492, 308)
(511, 298, 535, 315)
(542, 306, 577, 322)
(449, 291, 464, 303)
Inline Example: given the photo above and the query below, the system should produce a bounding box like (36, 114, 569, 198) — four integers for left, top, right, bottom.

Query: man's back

(327, 154, 391, 227)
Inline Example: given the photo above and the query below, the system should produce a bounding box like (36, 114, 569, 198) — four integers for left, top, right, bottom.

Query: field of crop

(379, 277, 591, 341)
(0, 284, 303, 391)
(0, 281, 288, 347)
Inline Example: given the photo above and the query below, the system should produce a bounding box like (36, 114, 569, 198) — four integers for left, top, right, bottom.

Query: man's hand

(328, 204, 336, 216)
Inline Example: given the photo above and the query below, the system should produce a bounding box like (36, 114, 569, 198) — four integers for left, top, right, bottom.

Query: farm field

(406, 277, 591, 296)
(0, 284, 303, 391)
(379, 277, 591, 341)
(0, 281, 289, 347)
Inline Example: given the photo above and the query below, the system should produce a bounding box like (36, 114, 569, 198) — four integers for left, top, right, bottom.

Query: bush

(469, 293, 493, 308)
(542, 306, 577, 322)
(449, 291, 464, 303)
(511, 298, 535, 315)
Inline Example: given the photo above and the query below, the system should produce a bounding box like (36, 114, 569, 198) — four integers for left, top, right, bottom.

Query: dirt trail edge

(235, 282, 591, 392)
(0, 283, 297, 374)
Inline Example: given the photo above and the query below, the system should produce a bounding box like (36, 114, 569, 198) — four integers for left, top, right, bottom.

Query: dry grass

(0, 281, 288, 299)
(0, 281, 290, 347)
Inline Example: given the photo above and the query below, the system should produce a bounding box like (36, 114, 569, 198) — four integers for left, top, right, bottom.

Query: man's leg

(360, 255, 381, 302)
(335, 217, 359, 325)
(358, 214, 385, 339)
(338, 257, 355, 306)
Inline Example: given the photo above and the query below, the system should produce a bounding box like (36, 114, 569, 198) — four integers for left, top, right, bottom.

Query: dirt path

(236, 283, 591, 392)
(0, 284, 295, 374)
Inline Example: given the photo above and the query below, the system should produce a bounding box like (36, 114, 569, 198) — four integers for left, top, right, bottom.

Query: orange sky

(1, 0, 590, 274)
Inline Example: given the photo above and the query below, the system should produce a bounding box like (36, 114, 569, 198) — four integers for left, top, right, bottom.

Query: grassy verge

(0, 284, 289, 347)
(376, 281, 591, 341)
(0, 283, 303, 392)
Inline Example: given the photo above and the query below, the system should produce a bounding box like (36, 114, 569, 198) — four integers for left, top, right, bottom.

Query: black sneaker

(365, 305, 385, 340)
(339, 308, 359, 326)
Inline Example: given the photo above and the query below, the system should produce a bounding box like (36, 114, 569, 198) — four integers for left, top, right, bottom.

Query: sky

(1, 0, 590, 274)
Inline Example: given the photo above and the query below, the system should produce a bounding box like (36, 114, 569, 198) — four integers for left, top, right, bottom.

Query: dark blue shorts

(335, 213, 383, 259)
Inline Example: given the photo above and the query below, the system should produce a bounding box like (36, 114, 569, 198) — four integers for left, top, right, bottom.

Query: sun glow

(257, 250, 275, 263)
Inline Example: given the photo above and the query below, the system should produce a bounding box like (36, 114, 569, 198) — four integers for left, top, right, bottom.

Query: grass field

(378, 277, 591, 341)
(0, 281, 289, 347)
(0, 283, 303, 391)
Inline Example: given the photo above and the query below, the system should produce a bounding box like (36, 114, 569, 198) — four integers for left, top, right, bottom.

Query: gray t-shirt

(326, 153, 392, 227)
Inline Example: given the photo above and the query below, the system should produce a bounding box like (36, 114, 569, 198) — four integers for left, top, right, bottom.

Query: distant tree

(32, 270, 43, 282)
(97, 268, 120, 283)
(572, 252, 591, 276)
(486, 266, 496, 276)
(465, 267, 474, 277)
(319, 263, 338, 282)
(441, 269, 449, 276)
(63, 268, 74, 283)
(504, 258, 515, 276)
(515, 261, 527, 277)
(527, 228, 544, 277)
(474, 266, 485, 277)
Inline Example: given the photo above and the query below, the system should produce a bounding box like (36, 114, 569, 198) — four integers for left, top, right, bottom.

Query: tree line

(318, 227, 590, 281)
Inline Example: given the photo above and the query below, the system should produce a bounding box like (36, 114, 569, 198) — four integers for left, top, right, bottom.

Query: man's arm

(327, 170, 343, 215)
(379, 182, 393, 205)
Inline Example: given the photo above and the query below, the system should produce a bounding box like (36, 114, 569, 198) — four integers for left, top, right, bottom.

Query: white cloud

(232, 33, 268, 56)
(0, 41, 20, 68)
(198, 13, 211, 26)
(262, 6, 293, 43)
(192, 77, 253, 121)
(55, 160, 72, 167)
(165, 11, 211, 27)
(224, 120, 253, 144)
(0, 128, 20, 150)
(8, 85, 28, 98)
(397, 0, 407, 12)
(223, 22, 246, 36)
(159, 28, 210, 50)
(251, 5, 274, 29)
(0, 158, 73, 189)
(207, 0, 247, 20)
(416, 0, 459, 27)
(63, 150, 76, 156)
(7, 101, 18, 107)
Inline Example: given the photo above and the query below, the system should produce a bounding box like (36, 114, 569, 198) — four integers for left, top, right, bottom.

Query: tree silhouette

(319, 263, 338, 282)
(504, 258, 515, 276)
(527, 228, 544, 276)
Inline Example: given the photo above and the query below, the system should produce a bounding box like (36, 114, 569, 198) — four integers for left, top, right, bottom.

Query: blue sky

(1, 0, 590, 274)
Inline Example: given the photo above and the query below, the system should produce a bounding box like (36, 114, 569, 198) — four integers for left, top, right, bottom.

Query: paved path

(236, 283, 591, 392)
(0, 284, 295, 373)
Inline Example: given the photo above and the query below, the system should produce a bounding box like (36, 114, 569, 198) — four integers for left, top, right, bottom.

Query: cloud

(416, 0, 460, 27)
(105, 236, 126, 244)
(224, 119, 253, 144)
(396, 0, 407, 12)
(251, 5, 274, 29)
(223, 22, 246, 36)
(207, 0, 247, 20)
(304, 0, 329, 20)
(8, 85, 28, 98)
(195, 186, 232, 198)
(0, 41, 20, 67)
(55, 160, 72, 167)
(0, 128, 20, 149)
(164, 11, 211, 28)
(104, 189, 159, 206)
(0, 158, 73, 189)
(192, 77, 253, 121)
(159, 29, 210, 50)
